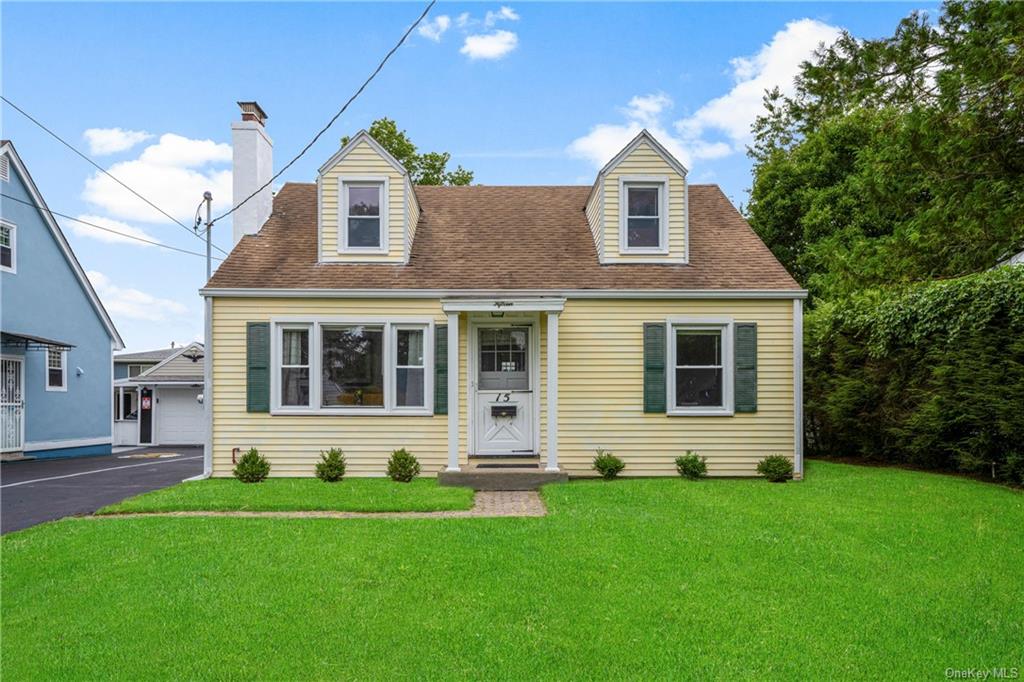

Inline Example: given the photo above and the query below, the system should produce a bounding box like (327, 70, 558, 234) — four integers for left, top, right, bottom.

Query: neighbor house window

(272, 319, 431, 414)
(46, 348, 66, 391)
(619, 179, 667, 253)
(0, 221, 14, 273)
(114, 387, 138, 421)
(280, 327, 310, 407)
(128, 364, 145, 377)
(341, 180, 386, 251)
(668, 321, 734, 415)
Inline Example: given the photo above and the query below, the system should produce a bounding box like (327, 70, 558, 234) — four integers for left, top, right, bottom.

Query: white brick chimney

(231, 101, 273, 244)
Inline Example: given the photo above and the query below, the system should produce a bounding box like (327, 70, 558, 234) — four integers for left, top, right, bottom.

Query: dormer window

(340, 178, 389, 252)
(619, 176, 668, 254)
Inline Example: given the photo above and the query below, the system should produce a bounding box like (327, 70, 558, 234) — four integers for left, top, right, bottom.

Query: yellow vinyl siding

(556, 299, 793, 477)
(320, 139, 406, 263)
(211, 297, 456, 477)
(585, 183, 603, 255)
(407, 179, 420, 254)
(602, 140, 686, 263)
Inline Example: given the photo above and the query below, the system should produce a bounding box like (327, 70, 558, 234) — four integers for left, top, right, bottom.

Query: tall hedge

(805, 266, 1024, 484)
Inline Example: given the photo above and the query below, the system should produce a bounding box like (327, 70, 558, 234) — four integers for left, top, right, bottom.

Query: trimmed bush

(234, 448, 270, 483)
(675, 451, 708, 480)
(805, 267, 1024, 484)
(387, 448, 421, 483)
(757, 455, 794, 483)
(315, 448, 347, 482)
(592, 448, 625, 480)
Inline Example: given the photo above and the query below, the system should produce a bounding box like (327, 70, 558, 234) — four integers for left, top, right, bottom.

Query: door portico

(441, 298, 564, 473)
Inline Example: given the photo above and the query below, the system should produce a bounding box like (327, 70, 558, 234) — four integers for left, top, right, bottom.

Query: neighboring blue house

(0, 140, 124, 459)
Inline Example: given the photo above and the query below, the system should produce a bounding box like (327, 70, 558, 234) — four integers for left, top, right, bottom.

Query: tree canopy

(747, 0, 1024, 300)
(342, 118, 473, 186)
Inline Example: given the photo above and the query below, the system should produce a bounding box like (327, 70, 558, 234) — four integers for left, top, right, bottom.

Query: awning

(1, 331, 76, 351)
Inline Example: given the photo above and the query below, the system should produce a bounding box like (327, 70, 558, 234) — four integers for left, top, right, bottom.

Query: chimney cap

(237, 101, 268, 126)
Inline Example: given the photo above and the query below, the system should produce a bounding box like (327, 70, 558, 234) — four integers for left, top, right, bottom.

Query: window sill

(45, 386, 68, 393)
(336, 248, 388, 255)
(667, 408, 735, 417)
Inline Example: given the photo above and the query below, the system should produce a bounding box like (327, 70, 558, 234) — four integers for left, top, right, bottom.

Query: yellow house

(201, 103, 805, 481)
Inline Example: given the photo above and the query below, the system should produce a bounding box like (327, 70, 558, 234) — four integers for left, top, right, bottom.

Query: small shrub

(234, 448, 270, 483)
(675, 451, 708, 480)
(315, 448, 347, 482)
(387, 448, 421, 482)
(757, 454, 794, 483)
(592, 448, 625, 480)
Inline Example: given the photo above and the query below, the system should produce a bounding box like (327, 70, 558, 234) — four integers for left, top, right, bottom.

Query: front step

(438, 467, 567, 491)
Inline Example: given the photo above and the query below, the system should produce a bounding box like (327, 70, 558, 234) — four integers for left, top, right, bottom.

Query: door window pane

(478, 327, 529, 391)
(322, 326, 384, 407)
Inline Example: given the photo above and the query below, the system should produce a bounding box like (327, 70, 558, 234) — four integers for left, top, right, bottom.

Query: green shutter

(246, 322, 270, 413)
(643, 322, 666, 413)
(734, 323, 758, 413)
(434, 324, 448, 415)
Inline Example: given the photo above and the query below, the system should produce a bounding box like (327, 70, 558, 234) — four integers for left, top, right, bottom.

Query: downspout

(185, 295, 213, 481)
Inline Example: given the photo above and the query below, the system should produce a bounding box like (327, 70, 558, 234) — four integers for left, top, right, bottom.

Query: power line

(212, 0, 436, 224)
(1, 95, 230, 256)
(1, 192, 223, 261)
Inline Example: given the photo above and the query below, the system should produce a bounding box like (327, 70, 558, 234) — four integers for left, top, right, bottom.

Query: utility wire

(212, 0, 436, 224)
(1, 95, 230, 256)
(1, 192, 223, 261)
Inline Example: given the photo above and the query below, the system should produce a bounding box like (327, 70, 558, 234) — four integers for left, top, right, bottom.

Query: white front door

(472, 325, 535, 455)
(1, 357, 25, 452)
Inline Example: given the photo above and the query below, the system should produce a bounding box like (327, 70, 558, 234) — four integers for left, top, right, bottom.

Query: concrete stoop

(438, 467, 568, 491)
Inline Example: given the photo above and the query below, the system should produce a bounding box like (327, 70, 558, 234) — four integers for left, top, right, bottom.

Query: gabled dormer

(585, 130, 689, 264)
(317, 130, 421, 264)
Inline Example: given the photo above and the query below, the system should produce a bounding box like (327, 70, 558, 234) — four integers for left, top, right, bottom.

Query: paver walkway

(91, 490, 547, 520)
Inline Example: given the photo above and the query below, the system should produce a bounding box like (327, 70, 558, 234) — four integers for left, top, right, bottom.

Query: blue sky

(2, 2, 925, 351)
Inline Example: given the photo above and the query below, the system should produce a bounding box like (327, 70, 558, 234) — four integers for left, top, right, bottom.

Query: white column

(793, 298, 804, 478)
(446, 311, 460, 472)
(546, 312, 559, 472)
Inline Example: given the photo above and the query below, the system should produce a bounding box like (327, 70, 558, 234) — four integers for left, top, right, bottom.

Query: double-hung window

(0, 220, 15, 273)
(668, 320, 733, 415)
(272, 319, 431, 414)
(46, 348, 67, 391)
(341, 179, 387, 251)
(280, 326, 311, 407)
(620, 178, 667, 253)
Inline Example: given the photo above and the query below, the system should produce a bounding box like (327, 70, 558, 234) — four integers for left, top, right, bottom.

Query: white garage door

(157, 387, 205, 445)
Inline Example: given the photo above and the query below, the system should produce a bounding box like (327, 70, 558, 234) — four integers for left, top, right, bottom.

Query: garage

(155, 387, 204, 445)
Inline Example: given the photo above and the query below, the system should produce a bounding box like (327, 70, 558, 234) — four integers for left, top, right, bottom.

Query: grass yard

(3, 461, 1022, 679)
(97, 477, 475, 514)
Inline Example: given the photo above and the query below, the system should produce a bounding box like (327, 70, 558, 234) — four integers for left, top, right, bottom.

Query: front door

(1, 357, 24, 452)
(139, 387, 154, 445)
(473, 326, 534, 455)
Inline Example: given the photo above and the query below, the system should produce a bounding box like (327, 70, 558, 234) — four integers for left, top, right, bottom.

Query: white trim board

(203, 288, 808, 300)
(22, 435, 111, 452)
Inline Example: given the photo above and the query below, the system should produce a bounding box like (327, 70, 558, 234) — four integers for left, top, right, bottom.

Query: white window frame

(0, 220, 16, 274)
(278, 324, 312, 409)
(667, 317, 734, 416)
(45, 348, 68, 392)
(338, 176, 389, 254)
(391, 324, 429, 413)
(619, 175, 669, 255)
(269, 316, 433, 416)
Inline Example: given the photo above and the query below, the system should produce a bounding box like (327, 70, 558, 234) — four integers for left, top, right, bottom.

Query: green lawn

(3, 461, 1022, 679)
(97, 477, 475, 514)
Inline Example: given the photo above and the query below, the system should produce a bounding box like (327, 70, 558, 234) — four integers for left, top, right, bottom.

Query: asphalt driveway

(1, 447, 203, 534)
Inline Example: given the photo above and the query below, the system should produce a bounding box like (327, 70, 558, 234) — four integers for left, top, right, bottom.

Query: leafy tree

(342, 118, 473, 186)
(748, 0, 1024, 300)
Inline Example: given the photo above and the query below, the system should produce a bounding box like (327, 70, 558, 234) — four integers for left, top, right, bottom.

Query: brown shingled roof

(206, 183, 799, 291)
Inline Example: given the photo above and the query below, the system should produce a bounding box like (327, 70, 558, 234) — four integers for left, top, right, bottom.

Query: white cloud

(456, 12, 471, 28)
(567, 18, 841, 169)
(83, 128, 153, 155)
(70, 214, 158, 247)
(87, 270, 189, 323)
(484, 6, 519, 27)
(418, 15, 451, 42)
(676, 19, 842, 148)
(460, 30, 518, 60)
(81, 133, 232, 224)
